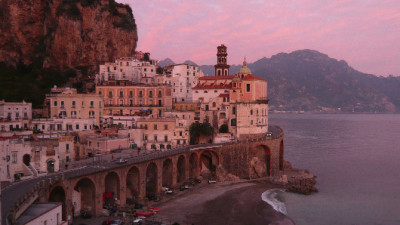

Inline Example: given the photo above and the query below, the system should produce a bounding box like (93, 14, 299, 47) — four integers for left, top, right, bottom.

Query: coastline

(152, 181, 295, 225)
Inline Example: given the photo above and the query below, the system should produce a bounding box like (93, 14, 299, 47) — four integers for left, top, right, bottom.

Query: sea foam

(261, 189, 287, 215)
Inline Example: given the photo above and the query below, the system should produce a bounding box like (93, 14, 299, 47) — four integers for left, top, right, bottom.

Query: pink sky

(118, 0, 400, 76)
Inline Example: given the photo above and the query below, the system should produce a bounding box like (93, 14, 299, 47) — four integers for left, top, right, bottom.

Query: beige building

(96, 80, 172, 118)
(0, 137, 74, 182)
(47, 87, 103, 126)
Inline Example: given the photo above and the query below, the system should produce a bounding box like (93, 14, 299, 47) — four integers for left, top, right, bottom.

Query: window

(61, 101, 64, 107)
(129, 91, 133, 97)
(144, 124, 148, 130)
(246, 84, 251, 92)
(76, 124, 79, 130)
(12, 153, 17, 163)
(66, 144, 70, 152)
(251, 120, 253, 125)
(179, 131, 183, 136)
(164, 135, 168, 142)
(90, 101, 94, 107)
(177, 140, 181, 145)
(120, 91, 123, 97)
(232, 106, 236, 115)
(144, 135, 148, 140)
(149, 91, 153, 97)
(231, 119, 237, 126)
(139, 91, 143, 97)
(250, 109, 253, 115)
(109, 91, 113, 97)
(72, 101, 76, 107)
(205, 105, 209, 111)
(154, 124, 158, 130)
(54, 101, 58, 106)
(164, 124, 168, 130)
(130, 100, 133, 106)
(154, 135, 158, 142)
(89, 111, 95, 118)
(71, 111, 77, 118)
(119, 100, 123, 106)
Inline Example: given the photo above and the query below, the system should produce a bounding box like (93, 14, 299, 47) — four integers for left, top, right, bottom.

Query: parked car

(102, 218, 113, 225)
(208, 180, 217, 184)
(132, 219, 142, 225)
(111, 219, 124, 225)
(115, 157, 127, 164)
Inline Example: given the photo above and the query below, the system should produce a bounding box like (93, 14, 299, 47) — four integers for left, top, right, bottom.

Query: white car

(115, 157, 127, 164)
(208, 180, 217, 184)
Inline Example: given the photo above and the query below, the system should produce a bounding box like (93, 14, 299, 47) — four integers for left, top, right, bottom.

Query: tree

(219, 124, 228, 133)
(189, 121, 213, 145)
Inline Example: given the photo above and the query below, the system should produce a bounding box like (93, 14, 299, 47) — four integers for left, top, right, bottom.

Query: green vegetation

(189, 121, 213, 145)
(0, 63, 79, 107)
(219, 124, 228, 133)
(103, 0, 136, 31)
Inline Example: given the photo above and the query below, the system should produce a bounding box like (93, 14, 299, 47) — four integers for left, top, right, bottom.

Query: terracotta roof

(241, 74, 266, 81)
(193, 84, 232, 90)
(198, 76, 235, 80)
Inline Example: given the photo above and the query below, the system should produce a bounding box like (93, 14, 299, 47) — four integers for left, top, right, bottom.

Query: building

(96, 80, 172, 118)
(0, 137, 74, 182)
(86, 135, 130, 155)
(163, 64, 204, 102)
(96, 54, 159, 84)
(31, 118, 95, 134)
(0, 100, 32, 131)
(47, 87, 103, 126)
(17, 203, 65, 225)
(192, 45, 269, 139)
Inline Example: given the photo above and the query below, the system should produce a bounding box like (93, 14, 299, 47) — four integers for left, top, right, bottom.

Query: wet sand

(152, 181, 294, 225)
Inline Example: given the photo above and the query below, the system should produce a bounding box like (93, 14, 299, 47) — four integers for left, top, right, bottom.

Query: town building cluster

(0, 45, 269, 184)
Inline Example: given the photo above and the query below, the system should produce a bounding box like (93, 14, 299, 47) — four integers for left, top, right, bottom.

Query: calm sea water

(269, 114, 400, 225)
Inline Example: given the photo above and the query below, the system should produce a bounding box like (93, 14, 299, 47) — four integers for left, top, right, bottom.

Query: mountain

(158, 58, 175, 67)
(0, 0, 138, 73)
(200, 50, 400, 113)
(183, 60, 198, 66)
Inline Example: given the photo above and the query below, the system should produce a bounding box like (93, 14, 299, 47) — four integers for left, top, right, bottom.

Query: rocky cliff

(0, 0, 138, 73)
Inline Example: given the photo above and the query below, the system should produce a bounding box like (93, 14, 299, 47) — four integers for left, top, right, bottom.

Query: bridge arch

(104, 171, 121, 206)
(177, 155, 186, 183)
(48, 184, 67, 220)
(162, 158, 173, 188)
(189, 153, 199, 178)
(74, 177, 96, 215)
(249, 144, 271, 178)
(200, 150, 220, 178)
(126, 166, 140, 205)
(279, 141, 284, 171)
(146, 162, 158, 199)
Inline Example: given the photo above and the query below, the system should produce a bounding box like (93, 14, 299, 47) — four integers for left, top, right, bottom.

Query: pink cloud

(117, 0, 400, 76)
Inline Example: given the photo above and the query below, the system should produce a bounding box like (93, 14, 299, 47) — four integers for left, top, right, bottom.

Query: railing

(1, 126, 284, 225)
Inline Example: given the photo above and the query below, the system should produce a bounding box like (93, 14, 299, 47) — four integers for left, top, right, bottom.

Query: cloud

(117, 0, 400, 76)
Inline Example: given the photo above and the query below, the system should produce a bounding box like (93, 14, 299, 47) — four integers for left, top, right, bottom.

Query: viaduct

(2, 126, 284, 224)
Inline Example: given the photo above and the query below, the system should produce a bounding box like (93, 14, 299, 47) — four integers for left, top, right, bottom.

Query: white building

(31, 118, 96, 134)
(164, 64, 204, 103)
(96, 56, 159, 84)
(0, 100, 32, 121)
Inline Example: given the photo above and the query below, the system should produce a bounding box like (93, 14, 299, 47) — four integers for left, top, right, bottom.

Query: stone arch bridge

(2, 126, 284, 224)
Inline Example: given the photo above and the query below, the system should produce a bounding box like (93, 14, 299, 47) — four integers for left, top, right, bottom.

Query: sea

(263, 114, 400, 225)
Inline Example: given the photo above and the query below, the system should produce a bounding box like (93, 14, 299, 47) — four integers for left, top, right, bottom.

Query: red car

(102, 218, 112, 225)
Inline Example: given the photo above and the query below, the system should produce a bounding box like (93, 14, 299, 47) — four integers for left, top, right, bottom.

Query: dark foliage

(219, 124, 228, 133)
(0, 63, 78, 107)
(103, 0, 136, 31)
(189, 121, 213, 145)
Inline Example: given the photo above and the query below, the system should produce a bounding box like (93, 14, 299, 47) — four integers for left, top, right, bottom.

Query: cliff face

(0, 0, 138, 73)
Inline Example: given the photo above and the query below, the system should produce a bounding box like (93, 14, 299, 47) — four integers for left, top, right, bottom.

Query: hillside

(0, 0, 138, 106)
(200, 50, 400, 113)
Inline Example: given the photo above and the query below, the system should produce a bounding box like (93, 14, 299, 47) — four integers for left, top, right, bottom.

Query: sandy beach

(151, 181, 294, 225)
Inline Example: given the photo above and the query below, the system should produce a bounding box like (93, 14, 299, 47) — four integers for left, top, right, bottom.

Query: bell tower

(214, 44, 230, 76)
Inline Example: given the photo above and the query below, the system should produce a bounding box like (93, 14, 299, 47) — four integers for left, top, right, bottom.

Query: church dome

(238, 58, 251, 74)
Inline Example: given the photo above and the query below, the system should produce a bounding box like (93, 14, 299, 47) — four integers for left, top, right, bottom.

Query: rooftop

(17, 203, 61, 225)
